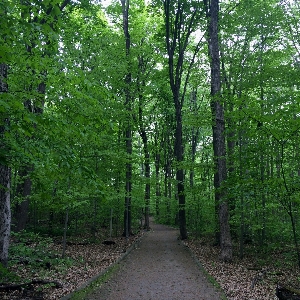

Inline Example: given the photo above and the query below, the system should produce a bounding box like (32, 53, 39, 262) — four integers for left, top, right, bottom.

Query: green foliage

(1, 0, 300, 270)
(10, 231, 55, 264)
(0, 263, 20, 283)
(9, 230, 74, 278)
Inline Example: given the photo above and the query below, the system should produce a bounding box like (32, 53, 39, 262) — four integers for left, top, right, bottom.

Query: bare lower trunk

(0, 165, 11, 267)
(0, 63, 11, 267)
(177, 169, 187, 239)
(155, 152, 161, 216)
(207, 0, 232, 261)
(144, 181, 150, 230)
(219, 202, 232, 261)
(62, 207, 69, 259)
(121, 0, 132, 238)
(164, 0, 200, 239)
(14, 167, 32, 232)
(143, 155, 150, 230)
(175, 110, 187, 239)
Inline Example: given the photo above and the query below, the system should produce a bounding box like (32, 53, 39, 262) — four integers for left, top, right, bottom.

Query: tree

(163, 0, 203, 239)
(120, 0, 133, 237)
(12, 0, 72, 232)
(0, 63, 11, 268)
(2, 0, 300, 272)
(205, 0, 232, 261)
(137, 52, 151, 231)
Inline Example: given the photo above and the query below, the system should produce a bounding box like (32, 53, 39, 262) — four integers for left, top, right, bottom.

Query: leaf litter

(1, 232, 299, 299)
(0, 234, 142, 300)
(184, 238, 300, 300)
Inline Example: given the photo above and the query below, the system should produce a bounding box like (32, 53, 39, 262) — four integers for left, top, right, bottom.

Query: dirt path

(86, 221, 224, 300)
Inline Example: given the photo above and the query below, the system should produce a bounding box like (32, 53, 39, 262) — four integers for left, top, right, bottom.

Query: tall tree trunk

(13, 81, 45, 232)
(121, 0, 132, 237)
(164, 154, 172, 224)
(258, 33, 266, 246)
(164, 0, 201, 237)
(189, 90, 200, 188)
(189, 91, 200, 236)
(0, 63, 11, 267)
(137, 55, 151, 230)
(139, 128, 150, 230)
(238, 126, 245, 259)
(174, 108, 187, 239)
(14, 0, 52, 232)
(14, 167, 32, 232)
(164, 0, 197, 239)
(0, 164, 10, 268)
(62, 207, 69, 259)
(207, 0, 232, 261)
(155, 147, 161, 216)
(143, 146, 150, 230)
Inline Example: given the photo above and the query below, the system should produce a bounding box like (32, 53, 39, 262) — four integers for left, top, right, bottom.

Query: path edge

(59, 233, 146, 300)
(181, 241, 228, 300)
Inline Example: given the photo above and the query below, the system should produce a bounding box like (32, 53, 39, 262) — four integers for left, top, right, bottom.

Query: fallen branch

(102, 240, 116, 245)
(247, 267, 283, 276)
(276, 283, 300, 300)
(251, 268, 269, 289)
(0, 279, 62, 292)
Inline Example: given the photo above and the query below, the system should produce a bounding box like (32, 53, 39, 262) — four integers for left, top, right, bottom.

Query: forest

(0, 0, 300, 299)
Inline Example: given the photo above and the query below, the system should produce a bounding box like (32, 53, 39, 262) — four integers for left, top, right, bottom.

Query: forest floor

(84, 220, 224, 300)
(1, 220, 300, 299)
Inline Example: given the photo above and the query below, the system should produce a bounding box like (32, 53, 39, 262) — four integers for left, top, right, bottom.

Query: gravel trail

(86, 221, 224, 300)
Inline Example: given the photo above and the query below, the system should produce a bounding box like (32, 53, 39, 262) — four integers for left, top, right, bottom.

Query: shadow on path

(86, 219, 224, 300)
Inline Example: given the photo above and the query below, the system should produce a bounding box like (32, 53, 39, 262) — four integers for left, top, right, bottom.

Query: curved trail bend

(86, 221, 224, 300)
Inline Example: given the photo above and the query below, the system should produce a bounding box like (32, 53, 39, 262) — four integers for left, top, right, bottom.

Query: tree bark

(143, 146, 150, 230)
(136, 54, 151, 230)
(164, 0, 194, 239)
(0, 163, 10, 268)
(14, 0, 59, 232)
(13, 167, 32, 232)
(139, 125, 150, 230)
(189, 91, 200, 188)
(207, 0, 232, 261)
(174, 110, 187, 239)
(155, 149, 161, 216)
(164, 0, 201, 237)
(163, 141, 173, 225)
(0, 63, 11, 267)
(121, 0, 132, 237)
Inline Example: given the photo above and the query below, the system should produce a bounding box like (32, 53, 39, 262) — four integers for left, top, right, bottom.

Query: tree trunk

(137, 54, 151, 230)
(164, 155, 172, 224)
(139, 123, 150, 230)
(144, 156, 150, 230)
(155, 151, 161, 217)
(13, 167, 32, 232)
(141, 131, 150, 230)
(164, 0, 201, 237)
(0, 63, 11, 267)
(174, 109, 187, 239)
(207, 0, 232, 261)
(164, 0, 195, 240)
(0, 165, 10, 268)
(189, 91, 200, 188)
(189, 92, 200, 233)
(13, 2, 47, 231)
(62, 207, 69, 259)
(121, 0, 132, 238)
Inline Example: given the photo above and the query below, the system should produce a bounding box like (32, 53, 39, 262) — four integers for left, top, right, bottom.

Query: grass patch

(0, 263, 20, 283)
(66, 264, 120, 300)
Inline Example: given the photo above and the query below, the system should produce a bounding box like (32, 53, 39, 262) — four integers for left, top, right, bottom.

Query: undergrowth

(1, 230, 74, 284)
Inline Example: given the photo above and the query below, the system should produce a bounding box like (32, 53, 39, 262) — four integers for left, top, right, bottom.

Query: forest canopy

(0, 0, 300, 271)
